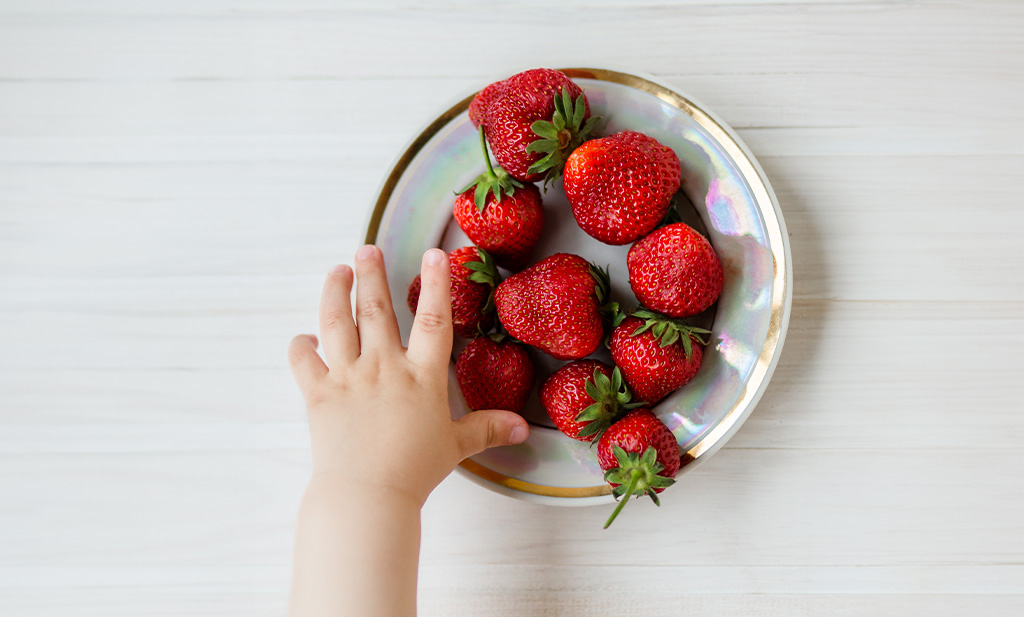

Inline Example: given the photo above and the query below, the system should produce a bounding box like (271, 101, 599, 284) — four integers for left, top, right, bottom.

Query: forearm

(288, 473, 422, 617)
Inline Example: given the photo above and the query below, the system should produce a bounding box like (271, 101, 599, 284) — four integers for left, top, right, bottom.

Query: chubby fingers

(406, 249, 453, 371)
(319, 264, 359, 368)
(353, 245, 402, 354)
(288, 334, 328, 396)
(453, 409, 529, 460)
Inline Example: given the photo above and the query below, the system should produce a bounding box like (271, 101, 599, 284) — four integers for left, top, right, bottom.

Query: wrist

(306, 469, 427, 511)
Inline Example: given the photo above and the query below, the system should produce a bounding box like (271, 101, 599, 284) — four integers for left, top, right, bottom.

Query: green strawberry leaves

(589, 263, 622, 323)
(526, 87, 600, 184)
(589, 263, 628, 347)
(463, 248, 501, 315)
(603, 445, 677, 528)
(574, 367, 645, 442)
(458, 127, 524, 212)
(590, 263, 610, 304)
(463, 247, 499, 286)
(629, 308, 711, 358)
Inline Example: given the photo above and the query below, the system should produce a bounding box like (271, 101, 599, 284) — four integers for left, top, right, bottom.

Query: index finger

(319, 264, 359, 368)
(406, 248, 453, 371)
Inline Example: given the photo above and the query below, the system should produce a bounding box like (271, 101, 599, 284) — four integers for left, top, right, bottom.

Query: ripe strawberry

(609, 131, 682, 204)
(407, 246, 499, 338)
(454, 128, 545, 271)
(627, 222, 723, 318)
(610, 310, 711, 405)
(493, 253, 614, 360)
(598, 409, 680, 528)
(564, 131, 681, 245)
(479, 68, 598, 183)
(468, 80, 505, 128)
(456, 334, 535, 414)
(406, 274, 421, 314)
(540, 360, 643, 442)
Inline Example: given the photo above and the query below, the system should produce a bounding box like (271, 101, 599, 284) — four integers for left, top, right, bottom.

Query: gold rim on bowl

(366, 68, 790, 500)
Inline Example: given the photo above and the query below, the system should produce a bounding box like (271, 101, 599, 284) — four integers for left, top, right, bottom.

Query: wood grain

(1, 0, 1022, 615)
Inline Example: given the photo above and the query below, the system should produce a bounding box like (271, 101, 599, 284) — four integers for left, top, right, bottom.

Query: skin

(287, 245, 529, 617)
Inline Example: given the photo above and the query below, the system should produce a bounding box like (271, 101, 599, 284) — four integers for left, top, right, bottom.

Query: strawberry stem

(478, 126, 497, 179)
(458, 128, 524, 212)
(604, 469, 641, 529)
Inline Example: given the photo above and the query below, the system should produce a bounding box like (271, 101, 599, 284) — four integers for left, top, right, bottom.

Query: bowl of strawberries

(367, 68, 791, 523)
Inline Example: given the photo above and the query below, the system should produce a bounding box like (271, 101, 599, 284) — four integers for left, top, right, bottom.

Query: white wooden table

(2, 2, 1023, 615)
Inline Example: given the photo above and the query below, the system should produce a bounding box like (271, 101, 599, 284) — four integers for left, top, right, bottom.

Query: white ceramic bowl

(365, 68, 792, 506)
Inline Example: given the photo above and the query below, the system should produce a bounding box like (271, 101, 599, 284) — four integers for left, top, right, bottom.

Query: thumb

(453, 410, 530, 459)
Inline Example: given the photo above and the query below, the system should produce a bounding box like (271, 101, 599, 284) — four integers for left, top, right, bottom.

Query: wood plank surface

(1, 1, 1022, 615)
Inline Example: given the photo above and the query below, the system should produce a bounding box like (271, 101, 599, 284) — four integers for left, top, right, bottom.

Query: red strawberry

(598, 409, 680, 528)
(610, 310, 711, 405)
(609, 131, 681, 204)
(453, 128, 545, 271)
(564, 131, 681, 245)
(540, 361, 642, 442)
(407, 246, 499, 338)
(481, 68, 598, 183)
(456, 335, 535, 414)
(468, 79, 505, 128)
(406, 274, 421, 315)
(627, 222, 723, 318)
(494, 253, 613, 360)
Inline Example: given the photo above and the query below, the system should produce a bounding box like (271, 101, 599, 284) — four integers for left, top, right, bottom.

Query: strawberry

(563, 131, 681, 245)
(456, 334, 535, 414)
(627, 222, 723, 318)
(609, 309, 711, 405)
(468, 80, 505, 128)
(407, 246, 499, 338)
(454, 128, 545, 271)
(406, 274, 421, 315)
(541, 360, 643, 442)
(493, 253, 614, 360)
(479, 68, 598, 183)
(598, 409, 680, 528)
(609, 131, 682, 204)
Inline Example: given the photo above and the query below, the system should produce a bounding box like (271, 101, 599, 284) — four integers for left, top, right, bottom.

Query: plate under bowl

(366, 68, 792, 506)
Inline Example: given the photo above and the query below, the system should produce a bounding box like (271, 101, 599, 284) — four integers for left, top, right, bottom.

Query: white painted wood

(1, 1, 1023, 615)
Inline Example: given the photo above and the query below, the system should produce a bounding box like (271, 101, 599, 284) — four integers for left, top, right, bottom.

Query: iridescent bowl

(366, 68, 792, 506)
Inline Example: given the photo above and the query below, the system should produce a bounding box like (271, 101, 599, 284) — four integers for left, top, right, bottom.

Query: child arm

(286, 246, 529, 617)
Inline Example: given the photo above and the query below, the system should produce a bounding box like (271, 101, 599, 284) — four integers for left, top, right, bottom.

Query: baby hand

(288, 245, 529, 506)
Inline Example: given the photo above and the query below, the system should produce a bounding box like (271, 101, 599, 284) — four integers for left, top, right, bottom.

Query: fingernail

(424, 248, 444, 266)
(330, 264, 350, 275)
(509, 424, 528, 445)
(356, 245, 376, 261)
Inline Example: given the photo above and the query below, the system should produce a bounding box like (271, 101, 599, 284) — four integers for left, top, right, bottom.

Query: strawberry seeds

(406, 68, 724, 527)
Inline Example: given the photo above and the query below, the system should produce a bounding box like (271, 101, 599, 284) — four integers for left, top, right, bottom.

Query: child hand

(287, 245, 530, 506)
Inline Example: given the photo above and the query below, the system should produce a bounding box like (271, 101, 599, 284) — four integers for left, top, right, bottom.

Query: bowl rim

(364, 67, 792, 504)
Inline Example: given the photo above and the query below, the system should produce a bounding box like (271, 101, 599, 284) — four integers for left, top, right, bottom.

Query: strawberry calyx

(590, 263, 623, 340)
(458, 127, 525, 212)
(526, 87, 600, 184)
(464, 247, 501, 315)
(629, 308, 711, 359)
(589, 263, 620, 320)
(575, 367, 645, 441)
(484, 306, 529, 345)
(603, 445, 676, 528)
